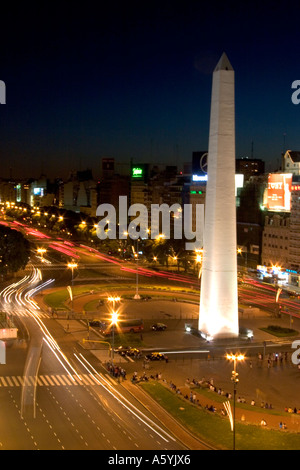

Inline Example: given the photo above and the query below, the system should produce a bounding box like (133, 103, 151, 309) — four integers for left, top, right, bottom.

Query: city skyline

(1, 1, 300, 180)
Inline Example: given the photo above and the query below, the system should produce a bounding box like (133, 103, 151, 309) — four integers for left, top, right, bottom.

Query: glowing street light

(107, 296, 121, 311)
(37, 247, 47, 262)
(111, 310, 119, 364)
(67, 261, 78, 330)
(226, 353, 245, 450)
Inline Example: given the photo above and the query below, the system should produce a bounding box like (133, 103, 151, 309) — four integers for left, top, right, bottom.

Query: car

(114, 346, 130, 356)
(239, 327, 254, 340)
(114, 346, 140, 357)
(88, 320, 101, 327)
(145, 352, 165, 361)
(151, 323, 167, 331)
(126, 347, 141, 357)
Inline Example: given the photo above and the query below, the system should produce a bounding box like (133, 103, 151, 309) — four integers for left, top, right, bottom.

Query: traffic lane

(37, 340, 183, 450)
(33, 371, 182, 450)
(0, 387, 39, 450)
(71, 356, 185, 450)
(36, 319, 185, 450)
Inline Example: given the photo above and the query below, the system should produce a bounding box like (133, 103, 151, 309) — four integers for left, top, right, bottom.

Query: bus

(99, 319, 144, 336)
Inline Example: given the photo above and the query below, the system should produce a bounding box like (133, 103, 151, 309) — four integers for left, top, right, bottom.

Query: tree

(0, 226, 30, 275)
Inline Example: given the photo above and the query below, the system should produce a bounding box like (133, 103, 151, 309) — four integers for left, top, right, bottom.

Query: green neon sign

(132, 167, 143, 177)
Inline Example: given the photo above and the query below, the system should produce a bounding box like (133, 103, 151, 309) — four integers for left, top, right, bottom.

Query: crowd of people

(106, 362, 127, 380)
(106, 349, 300, 432)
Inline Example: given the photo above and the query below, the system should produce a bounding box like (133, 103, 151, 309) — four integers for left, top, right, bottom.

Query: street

(0, 220, 300, 449)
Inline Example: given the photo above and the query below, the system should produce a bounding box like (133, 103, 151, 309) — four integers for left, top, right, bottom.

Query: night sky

(1, 1, 300, 180)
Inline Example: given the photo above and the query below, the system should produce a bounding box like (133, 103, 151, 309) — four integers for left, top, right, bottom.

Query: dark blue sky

(1, 1, 300, 179)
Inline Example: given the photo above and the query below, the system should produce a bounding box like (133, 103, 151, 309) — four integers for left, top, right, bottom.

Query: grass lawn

(43, 285, 102, 309)
(43, 283, 199, 311)
(259, 325, 298, 337)
(140, 382, 300, 450)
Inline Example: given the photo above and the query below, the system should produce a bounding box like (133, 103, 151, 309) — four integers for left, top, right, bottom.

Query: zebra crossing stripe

(61, 375, 74, 386)
(0, 377, 8, 386)
(5, 377, 14, 387)
(11, 376, 20, 386)
(0, 374, 101, 387)
(82, 374, 97, 385)
(73, 375, 83, 385)
(36, 376, 44, 386)
(44, 375, 55, 386)
(50, 375, 61, 386)
(55, 375, 67, 386)
(39, 375, 49, 386)
(17, 376, 24, 386)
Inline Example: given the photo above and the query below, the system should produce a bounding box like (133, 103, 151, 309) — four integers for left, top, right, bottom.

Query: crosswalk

(0, 373, 102, 388)
(13, 310, 50, 319)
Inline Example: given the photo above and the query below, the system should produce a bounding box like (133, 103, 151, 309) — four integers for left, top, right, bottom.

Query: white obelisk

(198, 52, 239, 338)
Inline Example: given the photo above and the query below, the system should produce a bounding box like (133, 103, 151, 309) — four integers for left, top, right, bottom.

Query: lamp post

(111, 310, 118, 365)
(107, 296, 121, 311)
(37, 247, 46, 262)
(133, 239, 140, 299)
(226, 353, 245, 450)
(67, 261, 78, 330)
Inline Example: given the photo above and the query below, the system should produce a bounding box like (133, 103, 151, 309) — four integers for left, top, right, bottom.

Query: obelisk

(198, 52, 239, 338)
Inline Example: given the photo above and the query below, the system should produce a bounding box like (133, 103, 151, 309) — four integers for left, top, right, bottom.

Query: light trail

(0, 266, 82, 382)
(74, 352, 176, 443)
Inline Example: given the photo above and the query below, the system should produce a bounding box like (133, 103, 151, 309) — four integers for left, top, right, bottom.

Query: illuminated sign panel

(266, 173, 292, 212)
(33, 188, 44, 196)
(132, 167, 143, 178)
(192, 174, 207, 182)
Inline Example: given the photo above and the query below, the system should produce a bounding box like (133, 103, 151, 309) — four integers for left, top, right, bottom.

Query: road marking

(0, 374, 103, 388)
(5, 377, 14, 387)
(39, 375, 49, 386)
(0, 377, 8, 386)
(44, 375, 55, 386)
(50, 375, 61, 386)
(11, 376, 20, 386)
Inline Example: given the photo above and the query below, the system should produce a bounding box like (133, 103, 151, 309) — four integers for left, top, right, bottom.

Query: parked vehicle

(151, 323, 167, 331)
(88, 319, 101, 327)
(99, 319, 144, 336)
(115, 346, 141, 357)
(145, 352, 165, 361)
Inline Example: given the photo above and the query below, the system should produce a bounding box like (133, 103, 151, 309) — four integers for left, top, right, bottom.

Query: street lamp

(226, 353, 245, 450)
(111, 310, 118, 365)
(67, 261, 78, 330)
(37, 247, 46, 262)
(107, 296, 121, 311)
(132, 239, 140, 299)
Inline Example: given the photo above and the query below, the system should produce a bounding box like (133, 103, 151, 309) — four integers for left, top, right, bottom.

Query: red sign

(267, 173, 292, 211)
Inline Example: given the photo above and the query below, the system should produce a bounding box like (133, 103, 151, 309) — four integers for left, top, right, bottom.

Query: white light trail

(74, 352, 175, 443)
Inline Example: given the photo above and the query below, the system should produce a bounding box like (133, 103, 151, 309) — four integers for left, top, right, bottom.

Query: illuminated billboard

(132, 167, 143, 178)
(192, 151, 208, 182)
(266, 173, 292, 212)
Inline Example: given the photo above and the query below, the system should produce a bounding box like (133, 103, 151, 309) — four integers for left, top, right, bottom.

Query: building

(98, 158, 130, 209)
(261, 214, 290, 269)
(59, 169, 97, 215)
(282, 150, 300, 175)
(237, 174, 267, 268)
(236, 157, 265, 181)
